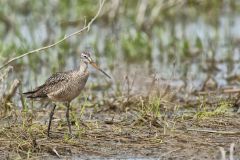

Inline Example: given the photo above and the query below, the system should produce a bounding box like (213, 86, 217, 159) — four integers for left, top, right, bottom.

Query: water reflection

(1, 2, 240, 100)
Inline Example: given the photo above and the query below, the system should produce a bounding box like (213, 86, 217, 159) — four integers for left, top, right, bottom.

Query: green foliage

(142, 96, 162, 119)
(195, 37, 203, 50)
(121, 29, 151, 62)
(147, 96, 161, 118)
(182, 39, 190, 57)
(195, 101, 232, 119)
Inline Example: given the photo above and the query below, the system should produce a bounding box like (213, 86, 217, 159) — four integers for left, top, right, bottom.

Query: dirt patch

(0, 98, 240, 160)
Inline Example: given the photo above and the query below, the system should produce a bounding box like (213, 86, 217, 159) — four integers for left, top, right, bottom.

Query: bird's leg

(65, 102, 72, 136)
(47, 103, 56, 137)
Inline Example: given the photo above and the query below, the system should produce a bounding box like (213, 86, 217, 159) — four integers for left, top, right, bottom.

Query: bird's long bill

(90, 62, 111, 79)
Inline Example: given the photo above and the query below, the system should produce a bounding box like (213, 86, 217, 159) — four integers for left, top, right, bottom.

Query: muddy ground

(0, 95, 240, 160)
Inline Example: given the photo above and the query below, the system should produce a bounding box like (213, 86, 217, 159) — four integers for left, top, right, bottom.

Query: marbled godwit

(23, 51, 111, 137)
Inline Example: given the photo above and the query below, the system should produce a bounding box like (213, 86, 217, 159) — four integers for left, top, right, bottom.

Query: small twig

(219, 143, 235, 160)
(0, 66, 13, 82)
(230, 143, 235, 160)
(219, 146, 226, 160)
(198, 88, 240, 95)
(1, 79, 21, 116)
(222, 88, 240, 93)
(2, 79, 21, 102)
(159, 148, 181, 158)
(187, 128, 240, 134)
(0, 0, 105, 70)
(52, 147, 61, 158)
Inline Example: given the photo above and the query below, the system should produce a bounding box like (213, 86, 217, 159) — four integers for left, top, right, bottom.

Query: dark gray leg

(48, 104, 56, 137)
(66, 102, 72, 136)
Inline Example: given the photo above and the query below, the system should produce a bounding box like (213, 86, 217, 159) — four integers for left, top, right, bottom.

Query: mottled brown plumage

(23, 70, 89, 101)
(23, 51, 111, 137)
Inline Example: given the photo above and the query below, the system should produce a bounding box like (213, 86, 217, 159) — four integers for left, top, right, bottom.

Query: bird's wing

(45, 71, 70, 85)
(23, 71, 72, 98)
(43, 71, 72, 94)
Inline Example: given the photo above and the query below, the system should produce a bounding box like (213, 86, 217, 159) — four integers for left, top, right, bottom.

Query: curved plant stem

(0, 0, 105, 70)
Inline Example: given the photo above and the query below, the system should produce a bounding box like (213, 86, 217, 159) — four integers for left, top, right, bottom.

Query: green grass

(195, 100, 233, 119)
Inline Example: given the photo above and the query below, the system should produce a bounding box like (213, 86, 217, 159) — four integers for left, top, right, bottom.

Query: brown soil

(0, 101, 240, 160)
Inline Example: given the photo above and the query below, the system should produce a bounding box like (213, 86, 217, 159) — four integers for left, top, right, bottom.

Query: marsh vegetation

(1, 0, 240, 159)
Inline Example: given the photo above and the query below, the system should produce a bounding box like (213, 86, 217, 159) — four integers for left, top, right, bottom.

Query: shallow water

(0, 2, 239, 108)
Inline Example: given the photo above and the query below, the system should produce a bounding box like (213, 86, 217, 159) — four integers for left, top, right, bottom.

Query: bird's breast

(75, 71, 89, 89)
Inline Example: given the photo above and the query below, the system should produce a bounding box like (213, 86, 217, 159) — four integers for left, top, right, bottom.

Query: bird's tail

(22, 84, 47, 99)
(22, 90, 36, 95)
(22, 91, 38, 98)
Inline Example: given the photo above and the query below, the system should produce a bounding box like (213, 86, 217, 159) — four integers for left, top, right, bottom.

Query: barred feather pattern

(23, 69, 89, 102)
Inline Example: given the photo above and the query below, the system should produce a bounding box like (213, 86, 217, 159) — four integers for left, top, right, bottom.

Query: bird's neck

(79, 61, 88, 73)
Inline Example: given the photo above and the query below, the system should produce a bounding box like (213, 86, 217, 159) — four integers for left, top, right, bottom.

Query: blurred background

(1, 0, 240, 107)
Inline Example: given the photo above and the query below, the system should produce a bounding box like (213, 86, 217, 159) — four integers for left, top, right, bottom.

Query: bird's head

(80, 51, 111, 79)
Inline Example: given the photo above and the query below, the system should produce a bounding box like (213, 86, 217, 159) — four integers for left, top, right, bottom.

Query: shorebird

(23, 51, 111, 137)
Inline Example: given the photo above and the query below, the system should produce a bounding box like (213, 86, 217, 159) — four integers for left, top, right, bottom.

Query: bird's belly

(48, 74, 89, 102)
